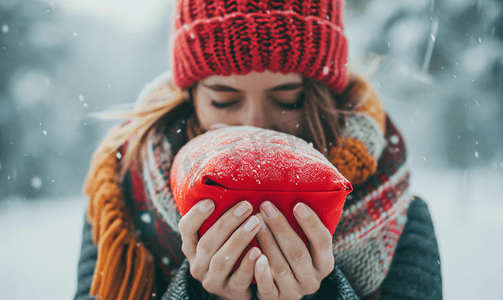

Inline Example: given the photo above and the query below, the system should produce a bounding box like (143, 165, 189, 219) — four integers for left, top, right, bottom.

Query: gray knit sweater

(74, 197, 442, 300)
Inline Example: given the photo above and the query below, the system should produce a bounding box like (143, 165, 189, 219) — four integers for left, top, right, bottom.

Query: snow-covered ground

(410, 167, 503, 300)
(0, 196, 87, 300)
(0, 167, 502, 299)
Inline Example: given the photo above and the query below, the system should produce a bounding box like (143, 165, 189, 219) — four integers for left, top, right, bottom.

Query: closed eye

(276, 100, 303, 110)
(211, 100, 239, 108)
(211, 94, 304, 110)
(274, 94, 304, 110)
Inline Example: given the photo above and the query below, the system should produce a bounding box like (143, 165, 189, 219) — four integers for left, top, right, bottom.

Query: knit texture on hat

(170, 0, 349, 93)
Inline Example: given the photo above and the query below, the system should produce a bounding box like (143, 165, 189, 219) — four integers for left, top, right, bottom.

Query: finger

(193, 201, 253, 277)
(178, 199, 215, 259)
(260, 201, 314, 282)
(209, 215, 261, 284)
(256, 214, 297, 289)
(255, 255, 279, 300)
(226, 247, 262, 294)
(293, 202, 335, 277)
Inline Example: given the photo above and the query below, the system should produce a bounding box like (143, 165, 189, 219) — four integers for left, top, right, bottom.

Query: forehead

(200, 70, 303, 91)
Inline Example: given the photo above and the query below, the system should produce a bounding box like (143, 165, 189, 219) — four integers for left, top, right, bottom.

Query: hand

(178, 199, 262, 300)
(254, 201, 335, 300)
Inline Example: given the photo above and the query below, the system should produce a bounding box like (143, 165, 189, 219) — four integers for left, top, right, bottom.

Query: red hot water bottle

(170, 126, 353, 273)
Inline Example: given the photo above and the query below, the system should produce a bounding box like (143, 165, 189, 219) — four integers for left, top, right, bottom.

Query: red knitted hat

(169, 0, 349, 93)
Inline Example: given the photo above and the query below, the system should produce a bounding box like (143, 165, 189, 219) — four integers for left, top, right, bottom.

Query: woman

(75, 0, 442, 299)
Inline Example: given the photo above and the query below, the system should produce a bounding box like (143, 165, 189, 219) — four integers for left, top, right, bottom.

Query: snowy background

(1, 0, 502, 299)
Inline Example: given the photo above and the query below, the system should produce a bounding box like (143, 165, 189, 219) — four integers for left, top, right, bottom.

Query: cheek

(193, 92, 220, 130)
(195, 104, 235, 131)
(195, 107, 218, 130)
(270, 110, 304, 136)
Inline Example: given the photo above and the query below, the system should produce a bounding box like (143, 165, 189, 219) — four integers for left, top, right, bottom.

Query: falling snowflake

(31, 176, 43, 189)
(389, 135, 400, 145)
(141, 213, 152, 223)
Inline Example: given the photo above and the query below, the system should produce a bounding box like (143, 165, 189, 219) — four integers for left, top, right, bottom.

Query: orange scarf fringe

(84, 147, 155, 300)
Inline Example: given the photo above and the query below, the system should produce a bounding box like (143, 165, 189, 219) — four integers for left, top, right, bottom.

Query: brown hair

(90, 72, 366, 183)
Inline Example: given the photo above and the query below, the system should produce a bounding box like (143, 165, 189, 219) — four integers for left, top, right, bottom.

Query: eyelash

(211, 100, 239, 108)
(211, 95, 304, 110)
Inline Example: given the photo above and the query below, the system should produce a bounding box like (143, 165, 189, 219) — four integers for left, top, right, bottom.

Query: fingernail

(256, 255, 268, 273)
(294, 203, 310, 219)
(198, 199, 214, 213)
(261, 202, 278, 219)
(243, 216, 260, 232)
(234, 201, 251, 217)
(249, 247, 261, 261)
(257, 214, 267, 231)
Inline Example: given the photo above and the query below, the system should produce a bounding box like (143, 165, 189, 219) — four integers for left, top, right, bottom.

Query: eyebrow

(200, 82, 304, 93)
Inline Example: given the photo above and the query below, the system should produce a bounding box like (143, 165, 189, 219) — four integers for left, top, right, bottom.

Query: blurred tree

(431, 0, 503, 167)
(1, 0, 173, 201)
(0, 0, 69, 199)
(345, 0, 503, 168)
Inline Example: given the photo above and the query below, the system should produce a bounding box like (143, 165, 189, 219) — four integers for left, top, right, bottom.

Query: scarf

(84, 72, 414, 300)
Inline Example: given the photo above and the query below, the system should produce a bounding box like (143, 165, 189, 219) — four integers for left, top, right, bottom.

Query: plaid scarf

(127, 99, 413, 298)
(84, 72, 414, 300)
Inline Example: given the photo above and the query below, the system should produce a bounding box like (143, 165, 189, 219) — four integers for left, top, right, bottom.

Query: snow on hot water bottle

(170, 126, 353, 269)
